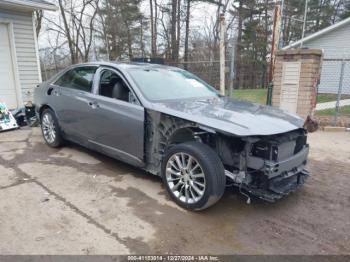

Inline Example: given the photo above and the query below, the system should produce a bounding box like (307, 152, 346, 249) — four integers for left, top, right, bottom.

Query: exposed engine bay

(220, 129, 309, 202)
(145, 111, 309, 202)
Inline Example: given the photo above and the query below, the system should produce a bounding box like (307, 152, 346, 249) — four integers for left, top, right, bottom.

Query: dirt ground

(0, 127, 349, 255)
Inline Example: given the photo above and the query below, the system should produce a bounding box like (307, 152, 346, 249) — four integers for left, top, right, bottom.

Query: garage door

(0, 23, 19, 109)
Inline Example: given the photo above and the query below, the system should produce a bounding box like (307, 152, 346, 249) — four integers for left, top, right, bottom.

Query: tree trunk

(154, 0, 158, 56)
(140, 18, 145, 57)
(171, 0, 177, 61)
(84, 5, 98, 63)
(58, 0, 76, 64)
(150, 0, 156, 57)
(184, 0, 190, 69)
(234, 0, 243, 89)
(263, 0, 269, 87)
(176, 0, 181, 61)
(35, 10, 43, 38)
(127, 27, 133, 59)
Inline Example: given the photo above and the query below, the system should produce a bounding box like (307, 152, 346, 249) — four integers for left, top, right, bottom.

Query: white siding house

(284, 17, 350, 94)
(0, 0, 56, 109)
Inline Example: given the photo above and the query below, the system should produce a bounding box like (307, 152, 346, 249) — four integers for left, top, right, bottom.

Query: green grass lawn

(230, 89, 350, 105)
(317, 94, 339, 103)
(231, 89, 268, 104)
(317, 94, 350, 103)
(316, 105, 350, 116)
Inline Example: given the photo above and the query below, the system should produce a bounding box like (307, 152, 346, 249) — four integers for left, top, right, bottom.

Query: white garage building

(284, 17, 350, 95)
(0, 0, 56, 109)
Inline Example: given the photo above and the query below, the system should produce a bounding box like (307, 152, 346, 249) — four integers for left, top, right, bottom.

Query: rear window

(54, 67, 97, 92)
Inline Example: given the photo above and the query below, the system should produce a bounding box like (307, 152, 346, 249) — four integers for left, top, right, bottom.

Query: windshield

(128, 68, 219, 101)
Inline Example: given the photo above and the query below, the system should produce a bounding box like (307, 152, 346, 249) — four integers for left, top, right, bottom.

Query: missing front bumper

(242, 169, 310, 202)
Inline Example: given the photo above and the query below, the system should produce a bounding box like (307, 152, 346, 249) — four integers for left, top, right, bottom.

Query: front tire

(161, 141, 226, 211)
(40, 108, 63, 148)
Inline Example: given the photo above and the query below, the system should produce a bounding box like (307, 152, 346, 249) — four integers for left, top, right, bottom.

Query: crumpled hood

(152, 97, 305, 136)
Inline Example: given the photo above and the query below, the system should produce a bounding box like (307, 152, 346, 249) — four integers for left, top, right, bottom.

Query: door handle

(88, 101, 100, 109)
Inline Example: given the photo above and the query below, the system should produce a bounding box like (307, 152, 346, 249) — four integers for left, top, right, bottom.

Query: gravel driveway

(0, 127, 349, 255)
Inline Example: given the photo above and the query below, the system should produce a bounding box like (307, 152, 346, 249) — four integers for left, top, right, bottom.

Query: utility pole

(334, 59, 345, 125)
(219, 13, 226, 95)
(300, 0, 308, 48)
(278, 0, 285, 49)
(266, 4, 282, 105)
(269, 4, 281, 83)
(229, 29, 236, 97)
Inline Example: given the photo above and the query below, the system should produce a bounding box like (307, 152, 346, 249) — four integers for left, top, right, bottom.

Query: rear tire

(161, 141, 225, 211)
(40, 108, 64, 148)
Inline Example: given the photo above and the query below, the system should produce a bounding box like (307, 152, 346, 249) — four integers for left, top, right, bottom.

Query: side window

(99, 69, 137, 104)
(54, 67, 97, 92)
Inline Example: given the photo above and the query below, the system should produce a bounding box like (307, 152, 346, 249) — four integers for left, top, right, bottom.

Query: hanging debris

(11, 102, 39, 127)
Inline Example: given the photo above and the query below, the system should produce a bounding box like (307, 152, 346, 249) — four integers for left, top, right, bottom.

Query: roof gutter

(0, 0, 58, 11)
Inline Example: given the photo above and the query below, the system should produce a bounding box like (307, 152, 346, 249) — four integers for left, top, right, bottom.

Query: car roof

(73, 61, 181, 72)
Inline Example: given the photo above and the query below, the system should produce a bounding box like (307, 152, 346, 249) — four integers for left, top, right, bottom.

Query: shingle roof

(283, 17, 350, 49)
(28, 0, 53, 4)
(0, 0, 57, 11)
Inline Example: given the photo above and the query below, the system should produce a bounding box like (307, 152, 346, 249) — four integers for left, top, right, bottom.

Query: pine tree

(98, 0, 146, 60)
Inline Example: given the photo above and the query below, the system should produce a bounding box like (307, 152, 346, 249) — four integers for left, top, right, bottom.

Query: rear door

(52, 66, 98, 141)
(86, 67, 144, 165)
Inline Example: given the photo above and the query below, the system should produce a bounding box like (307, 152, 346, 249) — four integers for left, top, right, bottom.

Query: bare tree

(184, 0, 191, 66)
(150, 0, 158, 57)
(154, 0, 158, 55)
(48, 0, 99, 64)
(171, 0, 178, 61)
(176, 0, 181, 60)
(34, 10, 44, 37)
(158, 4, 172, 59)
(96, 2, 110, 60)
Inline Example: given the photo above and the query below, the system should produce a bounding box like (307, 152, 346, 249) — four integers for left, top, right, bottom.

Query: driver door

(86, 68, 145, 166)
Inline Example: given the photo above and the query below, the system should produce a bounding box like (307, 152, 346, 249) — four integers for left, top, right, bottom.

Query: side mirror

(129, 92, 139, 105)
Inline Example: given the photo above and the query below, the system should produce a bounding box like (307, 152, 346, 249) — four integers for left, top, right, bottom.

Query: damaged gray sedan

(34, 62, 309, 211)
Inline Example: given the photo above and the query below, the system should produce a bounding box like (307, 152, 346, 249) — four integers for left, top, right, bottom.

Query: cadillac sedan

(34, 62, 310, 211)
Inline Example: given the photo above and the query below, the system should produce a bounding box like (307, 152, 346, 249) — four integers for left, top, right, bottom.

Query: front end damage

(221, 129, 310, 202)
(145, 111, 309, 203)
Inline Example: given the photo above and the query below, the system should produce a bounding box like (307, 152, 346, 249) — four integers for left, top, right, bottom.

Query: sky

(38, 0, 220, 50)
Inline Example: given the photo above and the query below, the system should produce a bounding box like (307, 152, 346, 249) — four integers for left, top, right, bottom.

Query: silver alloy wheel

(165, 153, 206, 204)
(42, 113, 56, 144)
